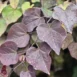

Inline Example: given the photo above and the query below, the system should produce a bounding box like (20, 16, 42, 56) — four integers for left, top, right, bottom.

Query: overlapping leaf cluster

(0, 0, 77, 77)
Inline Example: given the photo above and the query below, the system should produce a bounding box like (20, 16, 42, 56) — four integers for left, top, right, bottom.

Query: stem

(13, 61, 25, 70)
(47, 17, 52, 24)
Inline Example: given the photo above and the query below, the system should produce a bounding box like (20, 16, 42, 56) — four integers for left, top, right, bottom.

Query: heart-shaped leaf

(37, 20, 66, 55)
(52, 3, 77, 33)
(26, 43, 51, 75)
(2, 5, 22, 25)
(7, 23, 30, 48)
(0, 41, 18, 66)
(22, 7, 45, 32)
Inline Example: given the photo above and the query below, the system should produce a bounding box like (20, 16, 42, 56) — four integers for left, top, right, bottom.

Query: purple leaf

(7, 23, 30, 48)
(0, 41, 18, 66)
(22, 7, 45, 32)
(62, 33, 73, 50)
(1, 41, 18, 50)
(68, 42, 77, 59)
(20, 65, 36, 77)
(36, 20, 66, 55)
(39, 42, 51, 54)
(23, 7, 40, 16)
(52, 3, 77, 33)
(26, 43, 51, 75)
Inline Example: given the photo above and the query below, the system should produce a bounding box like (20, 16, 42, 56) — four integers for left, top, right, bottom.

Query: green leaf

(31, 0, 40, 3)
(21, 2, 34, 13)
(2, 5, 22, 25)
(0, 18, 7, 37)
(59, 1, 71, 10)
(10, 0, 19, 9)
(41, 0, 56, 9)
(41, 8, 53, 17)
(18, 0, 25, 7)
(41, 0, 55, 18)
(57, 0, 64, 5)
(0, 1, 7, 13)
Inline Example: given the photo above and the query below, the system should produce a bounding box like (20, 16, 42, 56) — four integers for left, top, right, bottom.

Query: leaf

(68, 42, 77, 60)
(39, 42, 51, 54)
(23, 7, 41, 17)
(2, 5, 22, 25)
(7, 23, 30, 48)
(41, 8, 53, 17)
(62, 33, 73, 50)
(0, 18, 7, 37)
(57, 0, 64, 5)
(20, 65, 36, 77)
(52, 3, 77, 33)
(22, 7, 45, 32)
(21, 2, 34, 13)
(36, 20, 66, 55)
(1, 41, 18, 50)
(26, 43, 51, 75)
(10, 0, 19, 9)
(18, 0, 25, 7)
(0, 41, 18, 66)
(41, 0, 56, 9)
(40, 0, 55, 18)
(0, 1, 7, 13)
(59, 1, 71, 10)
(31, 0, 40, 3)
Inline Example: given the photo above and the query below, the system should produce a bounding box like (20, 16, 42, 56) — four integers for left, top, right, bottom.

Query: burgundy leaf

(22, 7, 45, 32)
(52, 3, 77, 33)
(36, 20, 66, 55)
(1, 41, 18, 50)
(26, 43, 51, 75)
(20, 65, 36, 77)
(7, 23, 30, 48)
(0, 41, 18, 66)
(68, 42, 77, 59)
